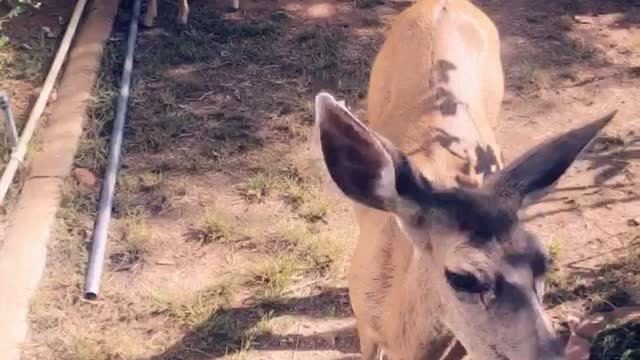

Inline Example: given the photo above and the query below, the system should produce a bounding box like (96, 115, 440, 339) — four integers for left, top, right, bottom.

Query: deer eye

(445, 269, 488, 293)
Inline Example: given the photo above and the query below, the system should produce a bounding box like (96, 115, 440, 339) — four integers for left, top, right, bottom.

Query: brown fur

(314, 1, 616, 359)
(352, 1, 504, 357)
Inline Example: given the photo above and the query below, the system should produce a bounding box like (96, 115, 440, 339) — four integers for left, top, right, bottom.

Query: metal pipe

(84, 0, 141, 300)
(0, 0, 89, 205)
(0, 94, 19, 149)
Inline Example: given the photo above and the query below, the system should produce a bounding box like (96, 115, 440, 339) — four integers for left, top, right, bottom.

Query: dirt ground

(0, 0, 638, 359)
(0, 0, 76, 220)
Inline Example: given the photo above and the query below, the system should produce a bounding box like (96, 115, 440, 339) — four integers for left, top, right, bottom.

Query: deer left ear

(314, 92, 433, 215)
(486, 111, 617, 208)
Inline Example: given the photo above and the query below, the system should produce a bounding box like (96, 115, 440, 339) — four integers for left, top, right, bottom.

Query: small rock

(574, 15, 595, 24)
(155, 258, 175, 266)
(49, 89, 58, 103)
(627, 217, 640, 227)
(628, 66, 640, 77)
(71, 168, 97, 187)
(41, 26, 57, 39)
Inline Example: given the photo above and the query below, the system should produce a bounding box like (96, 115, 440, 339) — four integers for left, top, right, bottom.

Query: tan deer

(142, 0, 239, 28)
(313, 0, 616, 359)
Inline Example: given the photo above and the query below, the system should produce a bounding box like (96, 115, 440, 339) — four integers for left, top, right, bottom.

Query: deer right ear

(486, 111, 617, 208)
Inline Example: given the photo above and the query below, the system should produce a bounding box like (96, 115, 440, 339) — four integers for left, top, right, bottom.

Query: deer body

(353, 1, 504, 358)
(314, 1, 616, 359)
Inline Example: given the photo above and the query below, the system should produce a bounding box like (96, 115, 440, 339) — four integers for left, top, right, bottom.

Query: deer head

(314, 91, 616, 360)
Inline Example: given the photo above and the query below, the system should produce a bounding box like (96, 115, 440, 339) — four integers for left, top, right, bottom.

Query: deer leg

(357, 323, 380, 360)
(176, 0, 189, 25)
(142, 0, 158, 27)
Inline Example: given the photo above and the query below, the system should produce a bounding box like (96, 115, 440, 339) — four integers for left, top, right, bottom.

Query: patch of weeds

(155, 281, 233, 327)
(522, 63, 551, 91)
(281, 156, 323, 185)
(568, 37, 597, 61)
(159, 88, 177, 108)
(279, 157, 334, 221)
(281, 178, 308, 207)
(56, 182, 97, 269)
(248, 311, 296, 338)
(557, 15, 575, 31)
(12, 45, 51, 81)
(0, 35, 12, 73)
(110, 218, 151, 270)
(590, 321, 640, 360)
(61, 330, 135, 360)
(238, 172, 278, 203)
(191, 209, 231, 244)
(58, 180, 96, 222)
(76, 42, 122, 173)
(137, 171, 163, 192)
(297, 232, 343, 273)
(64, 337, 112, 360)
(272, 223, 343, 272)
(244, 222, 344, 302)
(246, 256, 299, 302)
(224, 331, 257, 359)
(549, 237, 562, 260)
(253, 310, 277, 335)
(282, 183, 334, 223)
(544, 246, 640, 311)
(300, 196, 333, 222)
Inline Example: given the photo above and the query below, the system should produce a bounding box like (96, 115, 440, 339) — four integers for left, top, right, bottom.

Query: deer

(142, 0, 239, 28)
(313, 0, 616, 359)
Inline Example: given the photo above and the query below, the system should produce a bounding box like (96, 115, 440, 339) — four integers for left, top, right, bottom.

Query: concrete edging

(0, 0, 120, 358)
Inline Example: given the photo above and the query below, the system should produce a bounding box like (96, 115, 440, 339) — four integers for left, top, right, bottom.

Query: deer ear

(314, 92, 399, 210)
(314, 92, 432, 213)
(486, 111, 617, 208)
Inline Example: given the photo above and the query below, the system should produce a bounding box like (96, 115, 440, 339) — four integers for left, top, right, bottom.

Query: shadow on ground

(147, 287, 358, 359)
(545, 236, 640, 313)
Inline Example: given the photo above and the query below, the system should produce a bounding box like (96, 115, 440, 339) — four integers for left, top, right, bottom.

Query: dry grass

(23, 1, 639, 359)
(191, 209, 231, 244)
(24, 3, 370, 358)
(545, 242, 640, 313)
(152, 281, 233, 327)
(237, 172, 279, 203)
(244, 222, 345, 303)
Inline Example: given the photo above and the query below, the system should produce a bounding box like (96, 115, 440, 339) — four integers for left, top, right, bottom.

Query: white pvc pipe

(84, 0, 141, 300)
(0, 0, 89, 206)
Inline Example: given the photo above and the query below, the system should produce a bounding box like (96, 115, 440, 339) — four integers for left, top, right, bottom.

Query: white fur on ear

(314, 92, 335, 126)
(314, 92, 350, 125)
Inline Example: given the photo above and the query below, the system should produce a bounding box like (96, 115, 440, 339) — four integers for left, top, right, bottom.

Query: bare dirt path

(13, 0, 640, 359)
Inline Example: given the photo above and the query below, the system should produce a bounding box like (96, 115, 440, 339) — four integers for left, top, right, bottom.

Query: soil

(0, 0, 76, 218)
(2, 0, 638, 359)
